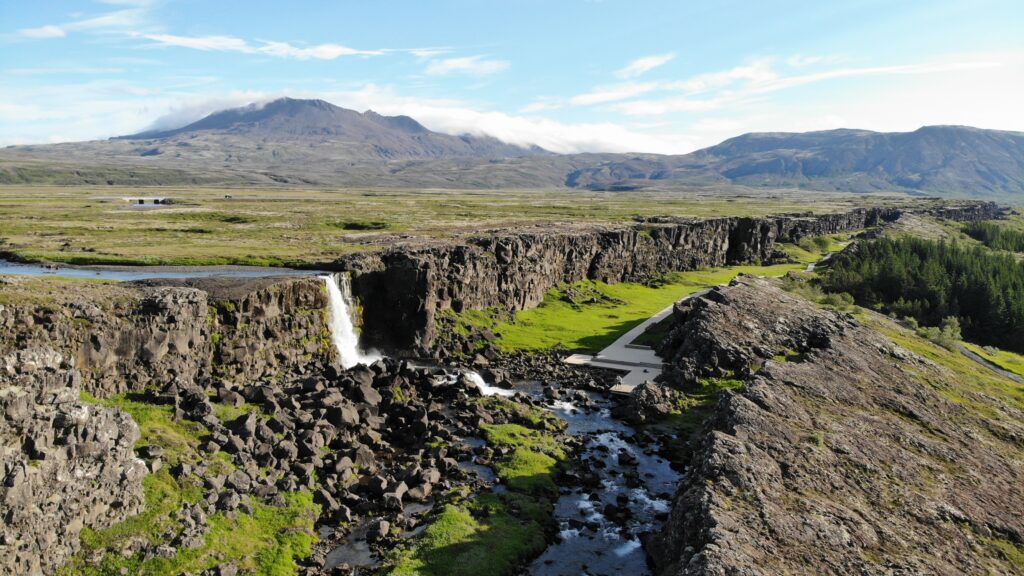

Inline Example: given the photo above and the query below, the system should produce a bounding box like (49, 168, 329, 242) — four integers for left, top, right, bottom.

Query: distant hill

(565, 126, 1024, 196)
(699, 125, 1024, 195)
(2, 97, 1022, 197)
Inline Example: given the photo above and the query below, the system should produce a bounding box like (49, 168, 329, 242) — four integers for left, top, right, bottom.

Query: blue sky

(1, 0, 1022, 152)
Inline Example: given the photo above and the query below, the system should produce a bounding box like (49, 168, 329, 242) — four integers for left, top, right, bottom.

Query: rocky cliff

(337, 203, 999, 352)
(0, 348, 147, 575)
(650, 277, 1024, 575)
(0, 276, 332, 397)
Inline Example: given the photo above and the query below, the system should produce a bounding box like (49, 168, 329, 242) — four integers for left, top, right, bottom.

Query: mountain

(564, 126, 1024, 196)
(1, 98, 1023, 197)
(697, 125, 1024, 195)
(115, 97, 543, 159)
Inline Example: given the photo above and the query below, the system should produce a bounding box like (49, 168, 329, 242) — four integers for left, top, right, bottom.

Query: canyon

(0, 199, 1018, 576)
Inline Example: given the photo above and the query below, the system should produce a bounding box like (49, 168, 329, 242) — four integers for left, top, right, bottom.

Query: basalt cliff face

(0, 349, 147, 575)
(0, 276, 332, 397)
(650, 277, 1024, 575)
(337, 203, 998, 352)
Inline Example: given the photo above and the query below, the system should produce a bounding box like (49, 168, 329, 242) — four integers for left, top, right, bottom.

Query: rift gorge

(3, 195, 1023, 576)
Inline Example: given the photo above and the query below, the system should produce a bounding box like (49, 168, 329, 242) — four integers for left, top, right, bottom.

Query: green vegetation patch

(387, 398, 565, 575)
(630, 315, 675, 348)
(0, 185, 913, 267)
(482, 423, 566, 496)
(461, 263, 808, 353)
(64, 393, 319, 575)
(652, 377, 745, 464)
(962, 342, 1024, 379)
(331, 220, 391, 231)
(864, 315, 1024, 414)
(387, 492, 548, 576)
(963, 220, 1024, 253)
(210, 399, 270, 423)
(823, 236, 1024, 353)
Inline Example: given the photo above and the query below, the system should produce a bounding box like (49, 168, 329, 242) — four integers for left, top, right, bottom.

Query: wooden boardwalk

(565, 289, 710, 395)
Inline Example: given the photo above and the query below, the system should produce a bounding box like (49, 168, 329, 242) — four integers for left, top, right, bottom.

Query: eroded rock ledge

(650, 276, 1024, 575)
(0, 276, 332, 397)
(0, 349, 147, 575)
(336, 203, 999, 352)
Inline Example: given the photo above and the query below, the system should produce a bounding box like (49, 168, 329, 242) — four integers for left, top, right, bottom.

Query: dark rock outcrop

(337, 204, 998, 352)
(649, 277, 1024, 575)
(0, 349, 147, 575)
(0, 276, 332, 397)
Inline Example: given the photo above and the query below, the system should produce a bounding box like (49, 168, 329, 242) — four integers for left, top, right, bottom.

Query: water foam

(463, 371, 517, 397)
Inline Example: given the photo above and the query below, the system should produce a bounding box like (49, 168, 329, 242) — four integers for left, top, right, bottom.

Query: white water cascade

(462, 370, 517, 397)
(321, 274, 381, 369)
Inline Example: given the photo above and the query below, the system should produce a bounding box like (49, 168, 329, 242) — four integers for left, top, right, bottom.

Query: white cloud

(141, 34, 249, 52)
(139, 34, 383, 59)
(17, 25, 66, 38)
(571, 82, 660, 105)
(425, 55, 509, 76)
(570, 61, 777, 108)
(409, 47, 451, 58)
(255, 41, 383, 59)
(607, 54, 1009, 117)
(616, 53, 675, 78)
(119, 85, 696, 154)
(3, 52, 1023, 156)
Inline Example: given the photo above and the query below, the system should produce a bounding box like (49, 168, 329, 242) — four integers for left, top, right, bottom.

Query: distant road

(957, 345, 1024, 385)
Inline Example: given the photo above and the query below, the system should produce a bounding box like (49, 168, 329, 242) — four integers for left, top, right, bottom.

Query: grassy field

(466, 260, 815, 353)
(0, 185, 916, 266)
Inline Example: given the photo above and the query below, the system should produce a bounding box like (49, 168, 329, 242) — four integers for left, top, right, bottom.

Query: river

(0, 259, 321, 281)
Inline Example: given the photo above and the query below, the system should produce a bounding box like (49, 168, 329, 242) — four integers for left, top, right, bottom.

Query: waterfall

(462, 371, 517, 397)
(321, 274, 380, 369)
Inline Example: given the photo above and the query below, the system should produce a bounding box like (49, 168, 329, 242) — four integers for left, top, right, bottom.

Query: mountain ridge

(2, 97, 1023, 197)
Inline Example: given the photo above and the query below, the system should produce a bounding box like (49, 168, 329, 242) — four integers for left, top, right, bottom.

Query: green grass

(475, 262, 809, 353)
(63, 393, 319, 575)
(983, 536, 1024, 570)
(650, 377, 745, 464)
(386, 399, 565, 576)
(481, 423, 566, 496)
(0, 185, 920, 267)
(210, 399, 270, 423)
(630, 315, 674, 347)
(864, 316, 1024, 414)
(387, 493, 548, 576)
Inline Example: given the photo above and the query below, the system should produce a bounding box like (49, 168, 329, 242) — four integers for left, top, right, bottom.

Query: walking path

(568, 252, 838, 395)
(565, 289, 710, 395)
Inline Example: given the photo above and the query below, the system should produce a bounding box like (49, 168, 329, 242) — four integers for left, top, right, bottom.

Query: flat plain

(0, 185, 923, 267)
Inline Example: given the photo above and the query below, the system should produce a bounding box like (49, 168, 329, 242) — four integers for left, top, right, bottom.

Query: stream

(323, 369, 680, 576)
(0, 258, 320, 281)
(527, 387, 678, 576)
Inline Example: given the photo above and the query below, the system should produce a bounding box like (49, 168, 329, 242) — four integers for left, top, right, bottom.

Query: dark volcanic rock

(649, 277, 1024, 576)
(612, 381, 685, 424)
(0, 276, 331, 397)
(336, 204, 998, 352)
(0, 349, 147, 575)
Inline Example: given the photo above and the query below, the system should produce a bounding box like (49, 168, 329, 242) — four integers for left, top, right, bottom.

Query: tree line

(823, 237, 1024, 353)
(963, 221, 1024, 252)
